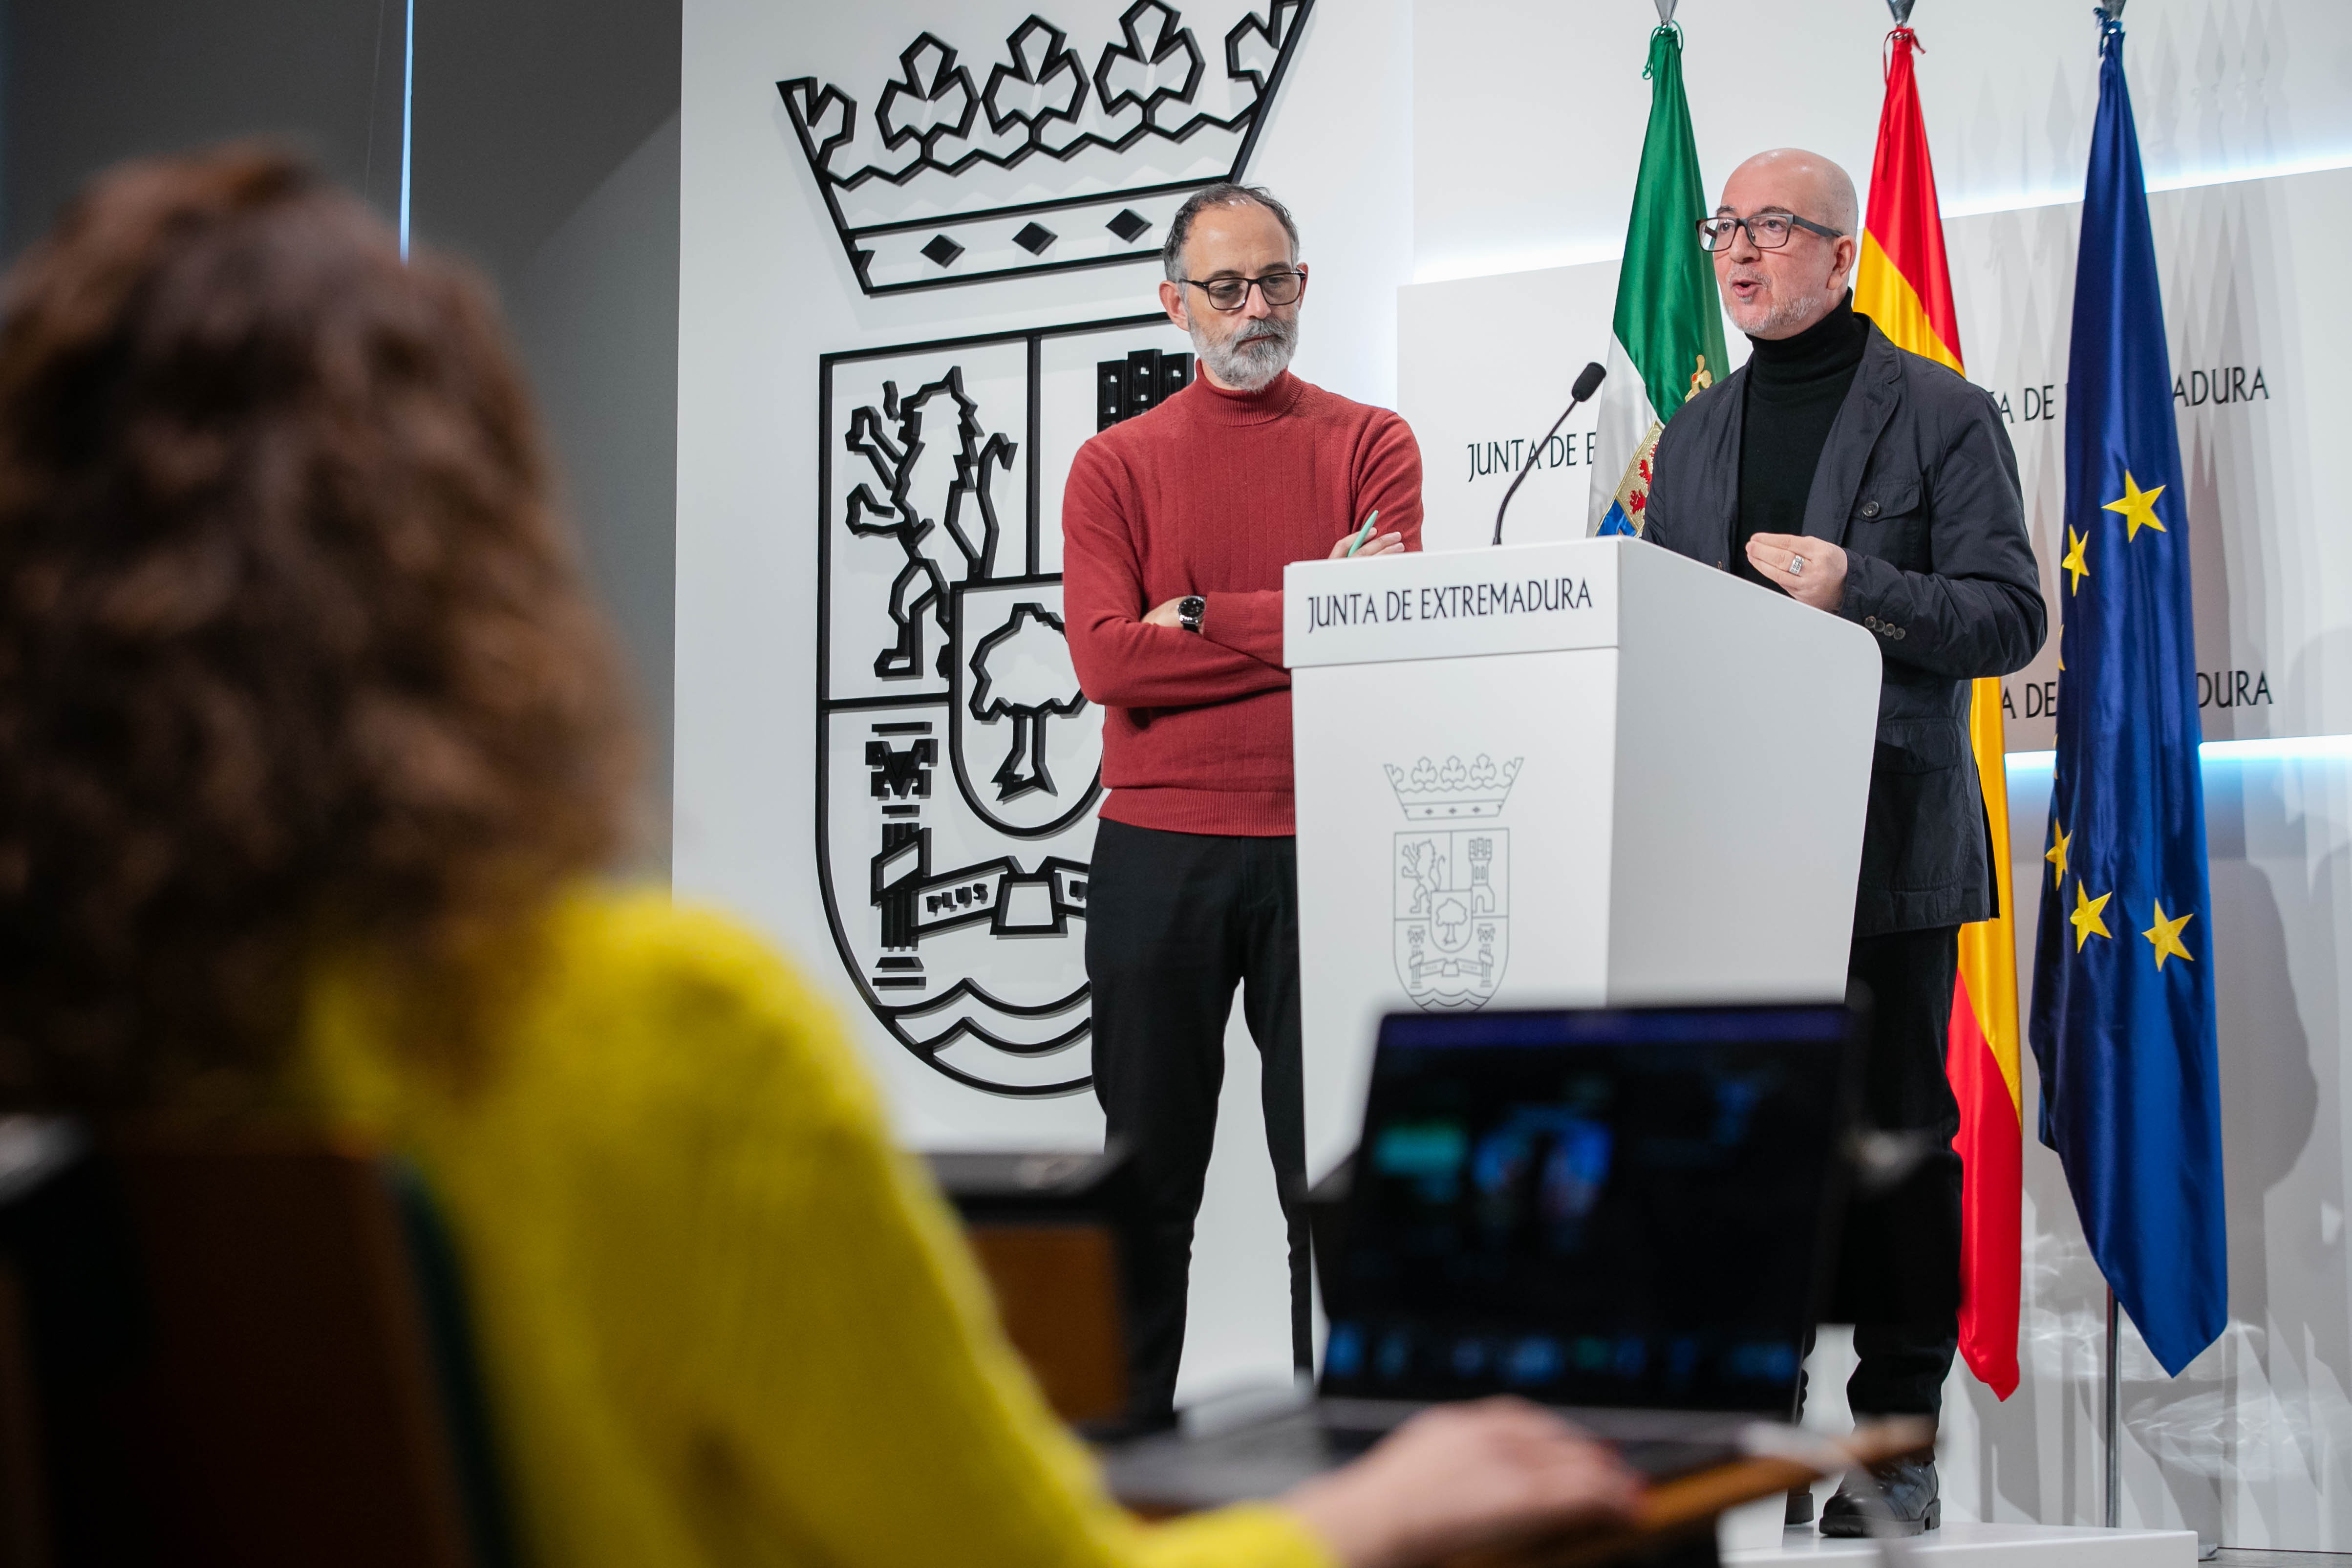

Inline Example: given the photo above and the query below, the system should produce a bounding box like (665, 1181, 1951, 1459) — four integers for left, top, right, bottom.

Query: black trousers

(1807, 923, 1965, 1421)
(1087, 819, 1313, 1424)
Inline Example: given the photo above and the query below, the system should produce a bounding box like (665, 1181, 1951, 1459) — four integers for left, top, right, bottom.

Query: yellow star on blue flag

(2062, 526, 2090, 594)
(2142, 901, 2194, 970)
(2102, 470, 2166, 540)
(2069, 882, 2111, 950)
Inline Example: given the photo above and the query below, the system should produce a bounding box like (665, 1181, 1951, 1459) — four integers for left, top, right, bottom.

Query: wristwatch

(1177, 595, 1206, 634)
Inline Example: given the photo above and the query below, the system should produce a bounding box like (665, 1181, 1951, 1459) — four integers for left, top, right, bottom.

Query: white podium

(1283, 537, 1883, 1177)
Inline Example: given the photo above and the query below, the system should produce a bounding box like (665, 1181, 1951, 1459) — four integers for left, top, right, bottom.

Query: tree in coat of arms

(818, 318, 1189, 1095)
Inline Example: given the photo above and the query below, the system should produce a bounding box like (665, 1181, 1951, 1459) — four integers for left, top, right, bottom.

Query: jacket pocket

(1870, 717, 1964, 775)
(1862, 719, 1983, 897)
(1848, 478, 1922, 526)
(1848, 477, 1928, 572)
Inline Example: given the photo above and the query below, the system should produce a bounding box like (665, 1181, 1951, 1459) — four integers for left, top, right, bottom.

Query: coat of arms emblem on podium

(1388, 756, 1522, 1012)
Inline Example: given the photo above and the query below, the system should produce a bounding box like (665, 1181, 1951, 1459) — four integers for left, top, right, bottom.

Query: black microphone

(1492, 360, 1607, 547)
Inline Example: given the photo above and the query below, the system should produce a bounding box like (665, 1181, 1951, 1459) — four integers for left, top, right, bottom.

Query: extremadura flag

(2027, 7, 2226, 1378)
(1588, 21, 1725, 538)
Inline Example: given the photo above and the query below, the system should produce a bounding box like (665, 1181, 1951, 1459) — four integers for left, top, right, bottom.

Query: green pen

(1343, 509, 1380, 557)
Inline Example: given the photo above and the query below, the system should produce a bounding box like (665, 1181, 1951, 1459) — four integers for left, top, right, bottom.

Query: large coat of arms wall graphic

(796, 1, 1316, 1098)
(818, 316, 1197, 1095)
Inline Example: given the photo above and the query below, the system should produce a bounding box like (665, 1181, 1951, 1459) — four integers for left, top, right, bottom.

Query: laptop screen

(1321, 1004, 1856, 1415)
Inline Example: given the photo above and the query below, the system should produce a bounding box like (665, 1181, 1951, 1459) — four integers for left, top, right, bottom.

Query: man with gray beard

(1063, 183, 1424, 1426)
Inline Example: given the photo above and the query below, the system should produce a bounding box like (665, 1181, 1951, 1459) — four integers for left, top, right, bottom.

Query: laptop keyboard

(1314, 1416, 1739, 1482)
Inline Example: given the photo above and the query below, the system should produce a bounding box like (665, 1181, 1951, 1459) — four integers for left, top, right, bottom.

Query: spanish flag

(1855, 23, 2022, 1399)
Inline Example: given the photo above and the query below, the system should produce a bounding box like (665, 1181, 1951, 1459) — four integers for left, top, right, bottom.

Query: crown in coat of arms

(778, 0, 1313, 296)
(1384, 755, 1524, 821)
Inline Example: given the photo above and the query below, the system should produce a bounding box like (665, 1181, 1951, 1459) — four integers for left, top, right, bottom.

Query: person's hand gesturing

(1745, 531, 1847, 611)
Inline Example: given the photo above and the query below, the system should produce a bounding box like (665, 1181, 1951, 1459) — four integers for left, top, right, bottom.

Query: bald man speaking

(1642, 150, 2045, 1535)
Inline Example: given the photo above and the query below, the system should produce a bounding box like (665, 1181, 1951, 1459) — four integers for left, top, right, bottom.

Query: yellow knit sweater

(294, 887, 1329, 1568)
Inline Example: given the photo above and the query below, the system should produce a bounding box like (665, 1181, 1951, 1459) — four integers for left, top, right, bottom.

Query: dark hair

(1160, 182, 1301, 283)
(0, 146, 635, 1109)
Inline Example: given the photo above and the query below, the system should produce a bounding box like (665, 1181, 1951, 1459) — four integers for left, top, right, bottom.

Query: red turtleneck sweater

(1062, 370, 1424, 836)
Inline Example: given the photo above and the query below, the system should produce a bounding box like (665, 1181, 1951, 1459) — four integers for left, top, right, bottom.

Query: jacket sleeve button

(1891, 626, 1906, 639)
(1864, 616, 1879, 629)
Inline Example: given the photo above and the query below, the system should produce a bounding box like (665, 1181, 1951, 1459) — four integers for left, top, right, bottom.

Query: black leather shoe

(1784, 1487, 1815, 1526)
(1819, 1454, 1941, 1537)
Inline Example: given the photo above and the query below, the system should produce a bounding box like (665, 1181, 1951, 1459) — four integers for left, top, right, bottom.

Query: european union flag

(2026, 7, 2225, 1377)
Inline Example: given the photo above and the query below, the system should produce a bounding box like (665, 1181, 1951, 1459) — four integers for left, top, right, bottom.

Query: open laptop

(1102, 1000, 1861, 1510)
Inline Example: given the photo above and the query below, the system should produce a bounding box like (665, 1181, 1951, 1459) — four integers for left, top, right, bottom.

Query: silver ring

(1788, 554, 1807, 576)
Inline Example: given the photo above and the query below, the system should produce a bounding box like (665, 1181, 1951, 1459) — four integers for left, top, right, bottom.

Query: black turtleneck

(1735, 291, 1870, 591)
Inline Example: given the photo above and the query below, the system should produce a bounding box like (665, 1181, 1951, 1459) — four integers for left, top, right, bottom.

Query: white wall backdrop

(1411, 0, 2352, 283)
(678, 0, 2352, 1530)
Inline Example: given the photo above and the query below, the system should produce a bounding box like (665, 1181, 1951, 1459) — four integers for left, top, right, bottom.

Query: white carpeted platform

(1723, 1521, 2201, 1565)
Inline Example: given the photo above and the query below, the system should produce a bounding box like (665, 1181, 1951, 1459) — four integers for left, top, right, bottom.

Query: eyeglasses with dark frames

(1183, 267, 1308, 312)
(1695, 212, 1845, 252)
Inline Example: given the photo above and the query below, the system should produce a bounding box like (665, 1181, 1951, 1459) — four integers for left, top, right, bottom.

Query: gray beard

(1191, 312, 1298, 392)
(1741, 285, 1843, 341)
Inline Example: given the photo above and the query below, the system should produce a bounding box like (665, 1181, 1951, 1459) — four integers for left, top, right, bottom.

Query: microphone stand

(1492, 363, 1606, 546)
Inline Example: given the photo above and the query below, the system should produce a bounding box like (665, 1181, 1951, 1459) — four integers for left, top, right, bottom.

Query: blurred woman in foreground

(0, 149, 1635, 1568)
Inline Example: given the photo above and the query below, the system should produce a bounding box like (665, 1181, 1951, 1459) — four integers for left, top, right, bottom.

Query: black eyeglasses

(1696, 213, 1845, 252)
(1183, 267, 1307, 312)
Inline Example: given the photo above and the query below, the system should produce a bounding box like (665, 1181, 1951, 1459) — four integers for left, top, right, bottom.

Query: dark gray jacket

(1643, 322, 2046, 938)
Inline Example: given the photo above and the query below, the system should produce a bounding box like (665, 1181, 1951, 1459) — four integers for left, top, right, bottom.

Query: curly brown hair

(0, 147, 635, 1108)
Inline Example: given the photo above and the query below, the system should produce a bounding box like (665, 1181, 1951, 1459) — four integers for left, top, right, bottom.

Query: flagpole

(2104, 1289, 2121, 1526)
(2098, 12, 2132, 1533)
